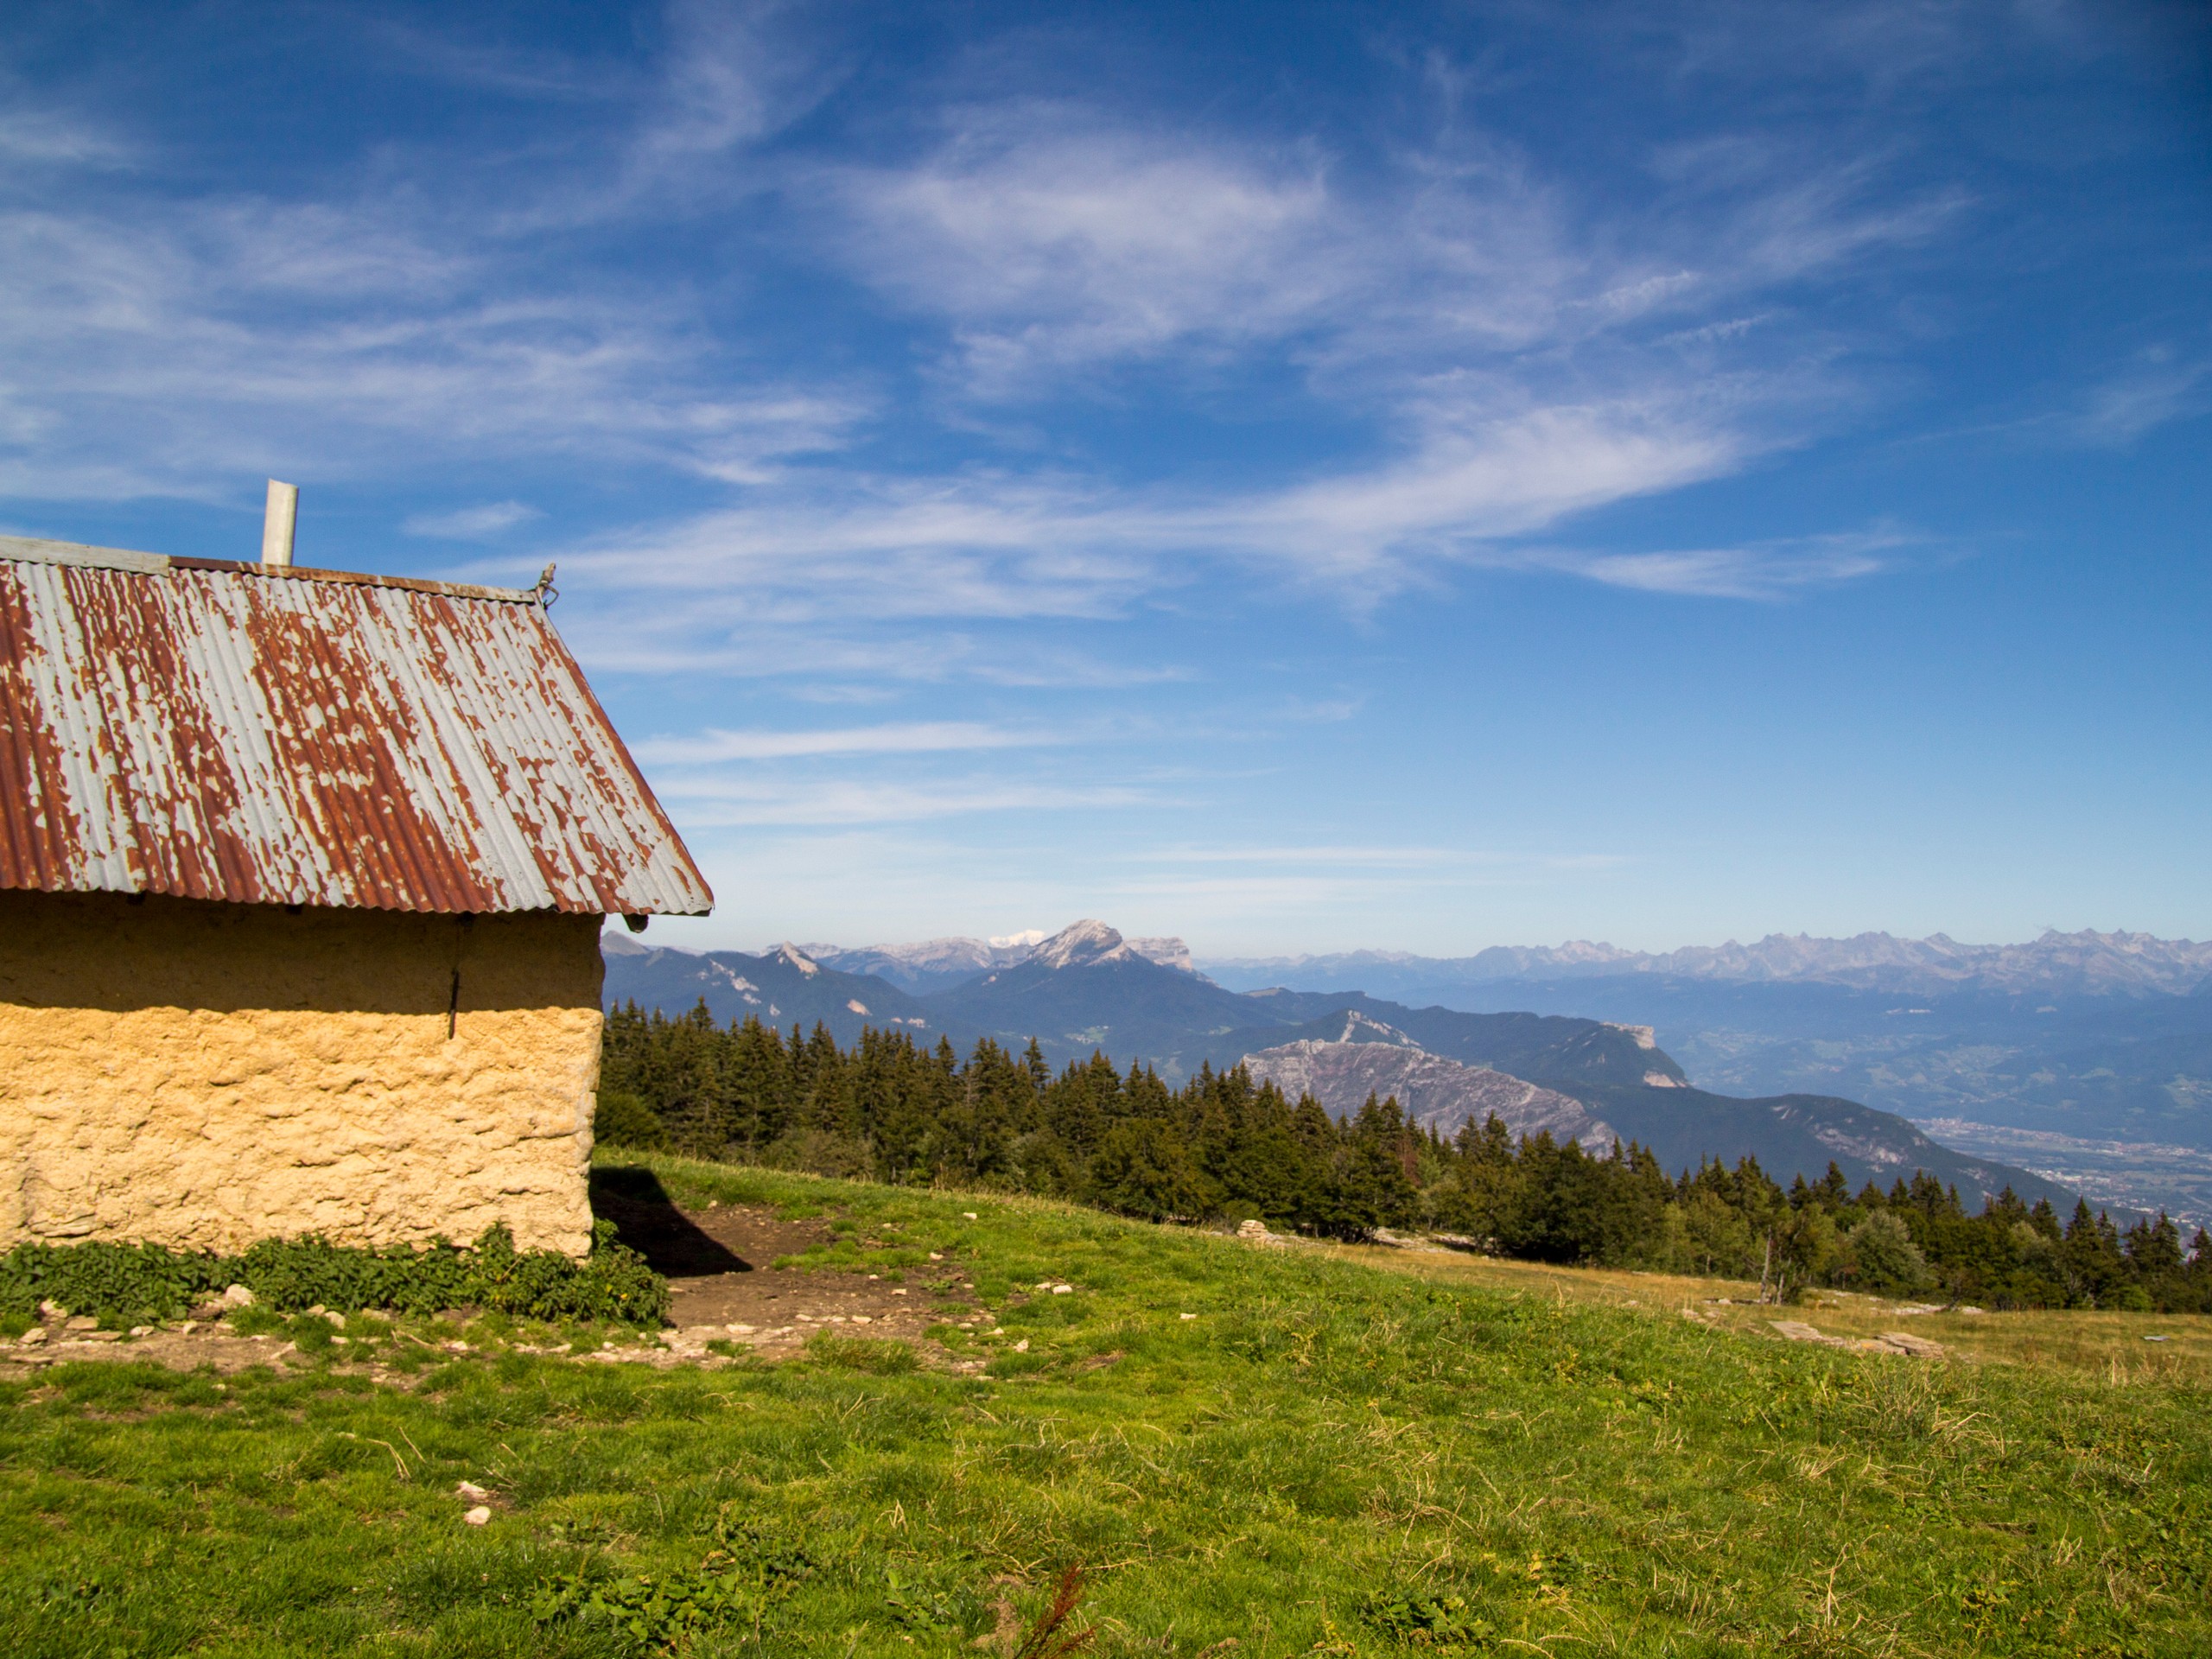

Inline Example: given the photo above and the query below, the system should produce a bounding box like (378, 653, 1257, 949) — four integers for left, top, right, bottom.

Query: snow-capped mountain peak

(804, 922, 1198, 990)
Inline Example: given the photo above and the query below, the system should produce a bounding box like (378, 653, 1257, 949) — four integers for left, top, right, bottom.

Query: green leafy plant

(884, 1568, 974, 1634)
(532, 1513, 821, 1654)
(531, 1562, 753, 1654)
(0, 1218, 669, 1325)
(1359, 1587, 1493, 1648)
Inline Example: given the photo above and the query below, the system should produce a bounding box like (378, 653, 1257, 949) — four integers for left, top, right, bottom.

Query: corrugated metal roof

(0, 537, 712, 916)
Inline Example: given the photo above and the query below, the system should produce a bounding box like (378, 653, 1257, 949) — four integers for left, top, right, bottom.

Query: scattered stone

(39, 1300, 65, 1319)
(1011, 1338, 1030, 1353)
(444, 1340, 470, 1353)
(66, 1316, 97, 1332)
(322, 1311, 347, 1327)
(17, 1327, 47, 1346)
(892, 1288, 908, 1296)
(1877, 1332, 1946, 1358)
(2145, 1334, 2172, 1343)
(727, 1323, 755, 1334)
(850, 1315, 873, 1325)
(1179, 1313, 1197, 1321)
(221, 1285, 255, 1308)
(963, 1212, 978, 1221)
(928, 1252, 944, 1261)
(455, 1481, 491, 1501)
(1052, 1284, 1072, 1295)
(1767, 1320, 1859, 1351)
(129, 1325, 154, 1338)
(462, 1506, 492, 1527)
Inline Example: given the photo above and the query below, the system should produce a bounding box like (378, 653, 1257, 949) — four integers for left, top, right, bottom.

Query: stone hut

(0, 533, 711, 1258)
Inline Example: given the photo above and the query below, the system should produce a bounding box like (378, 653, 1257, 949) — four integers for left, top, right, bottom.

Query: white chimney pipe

(261, 479, 298, 568)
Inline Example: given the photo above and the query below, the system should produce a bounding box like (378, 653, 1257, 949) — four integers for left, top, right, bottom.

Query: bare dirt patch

(0, 1181, 988, 1381)
(590, 1167, 980, 1364)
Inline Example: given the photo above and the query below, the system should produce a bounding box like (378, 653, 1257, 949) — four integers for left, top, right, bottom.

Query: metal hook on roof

(534, 563, 559, 608)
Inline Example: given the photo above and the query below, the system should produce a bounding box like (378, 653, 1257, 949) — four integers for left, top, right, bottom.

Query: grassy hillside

(2, 1153, 2206, 1656)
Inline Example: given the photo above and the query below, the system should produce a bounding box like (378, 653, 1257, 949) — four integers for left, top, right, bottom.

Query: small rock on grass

(455, 1481, 491, 1501)
(462, 1506, 492, 1527)
(222, 1285, 255, 1308)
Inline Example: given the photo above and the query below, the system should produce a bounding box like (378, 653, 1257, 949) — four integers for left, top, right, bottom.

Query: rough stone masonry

(0, 890, 605, 1257)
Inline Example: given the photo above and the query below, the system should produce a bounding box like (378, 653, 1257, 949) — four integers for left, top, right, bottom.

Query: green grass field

(3, 1151, 2205, 1657)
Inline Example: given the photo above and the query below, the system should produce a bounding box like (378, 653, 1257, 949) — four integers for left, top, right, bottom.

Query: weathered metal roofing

(0, 536, 712, 916)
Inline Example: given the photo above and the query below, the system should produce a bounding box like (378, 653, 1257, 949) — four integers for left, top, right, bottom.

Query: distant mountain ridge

(1205, 929, 2212, 1000)
(804, 925, 1195, 992)
(603, 919, 2075, 1210)
(601, 934, 982, 1050)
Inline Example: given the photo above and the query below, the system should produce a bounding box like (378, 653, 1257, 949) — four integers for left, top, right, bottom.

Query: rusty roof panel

(0, 539, 712, 915)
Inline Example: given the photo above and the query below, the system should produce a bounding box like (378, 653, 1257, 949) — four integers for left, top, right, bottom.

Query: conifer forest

(601, 1003, 2212, 1313)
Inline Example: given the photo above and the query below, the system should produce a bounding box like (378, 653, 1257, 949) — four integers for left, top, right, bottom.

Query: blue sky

(4, 1, 2208, 956)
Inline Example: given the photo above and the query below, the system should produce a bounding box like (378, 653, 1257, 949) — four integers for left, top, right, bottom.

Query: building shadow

(589, 1165, 752, 1276)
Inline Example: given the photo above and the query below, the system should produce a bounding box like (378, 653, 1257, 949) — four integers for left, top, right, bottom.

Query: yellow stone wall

(0, 892, 605, 1257)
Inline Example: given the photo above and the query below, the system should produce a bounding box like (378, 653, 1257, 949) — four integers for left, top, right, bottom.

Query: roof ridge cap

(0, 535, 168, 575)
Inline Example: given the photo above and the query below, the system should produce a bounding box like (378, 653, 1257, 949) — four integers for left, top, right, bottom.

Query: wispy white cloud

(823, 114, 1353, 390)
(403, 499, 542, 538)
(0, 171, 871, 499)
(0, 106, 133, 168)
(2073, 346, 2210, 447)
(648, 774, 1160, 826)
(0, 5, 2019, 642)
(634, 719, 1058, 763)
(639, 0, 848, 161)
(1525, 526, 1910, 600)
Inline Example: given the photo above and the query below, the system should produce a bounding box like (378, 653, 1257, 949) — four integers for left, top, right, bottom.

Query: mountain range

(1205, 930, 2212, 1000)
(1195, 931, 2211, 1222)
(803, 924, 1195, 991)
(602, 919, 2080, 1213)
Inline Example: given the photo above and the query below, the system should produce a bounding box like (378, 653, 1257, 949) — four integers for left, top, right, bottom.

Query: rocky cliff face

(1243, 1030, 1611, 1144)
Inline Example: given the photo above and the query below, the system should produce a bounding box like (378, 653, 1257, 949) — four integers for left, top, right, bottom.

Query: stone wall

(0, 892, 604, 1256)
